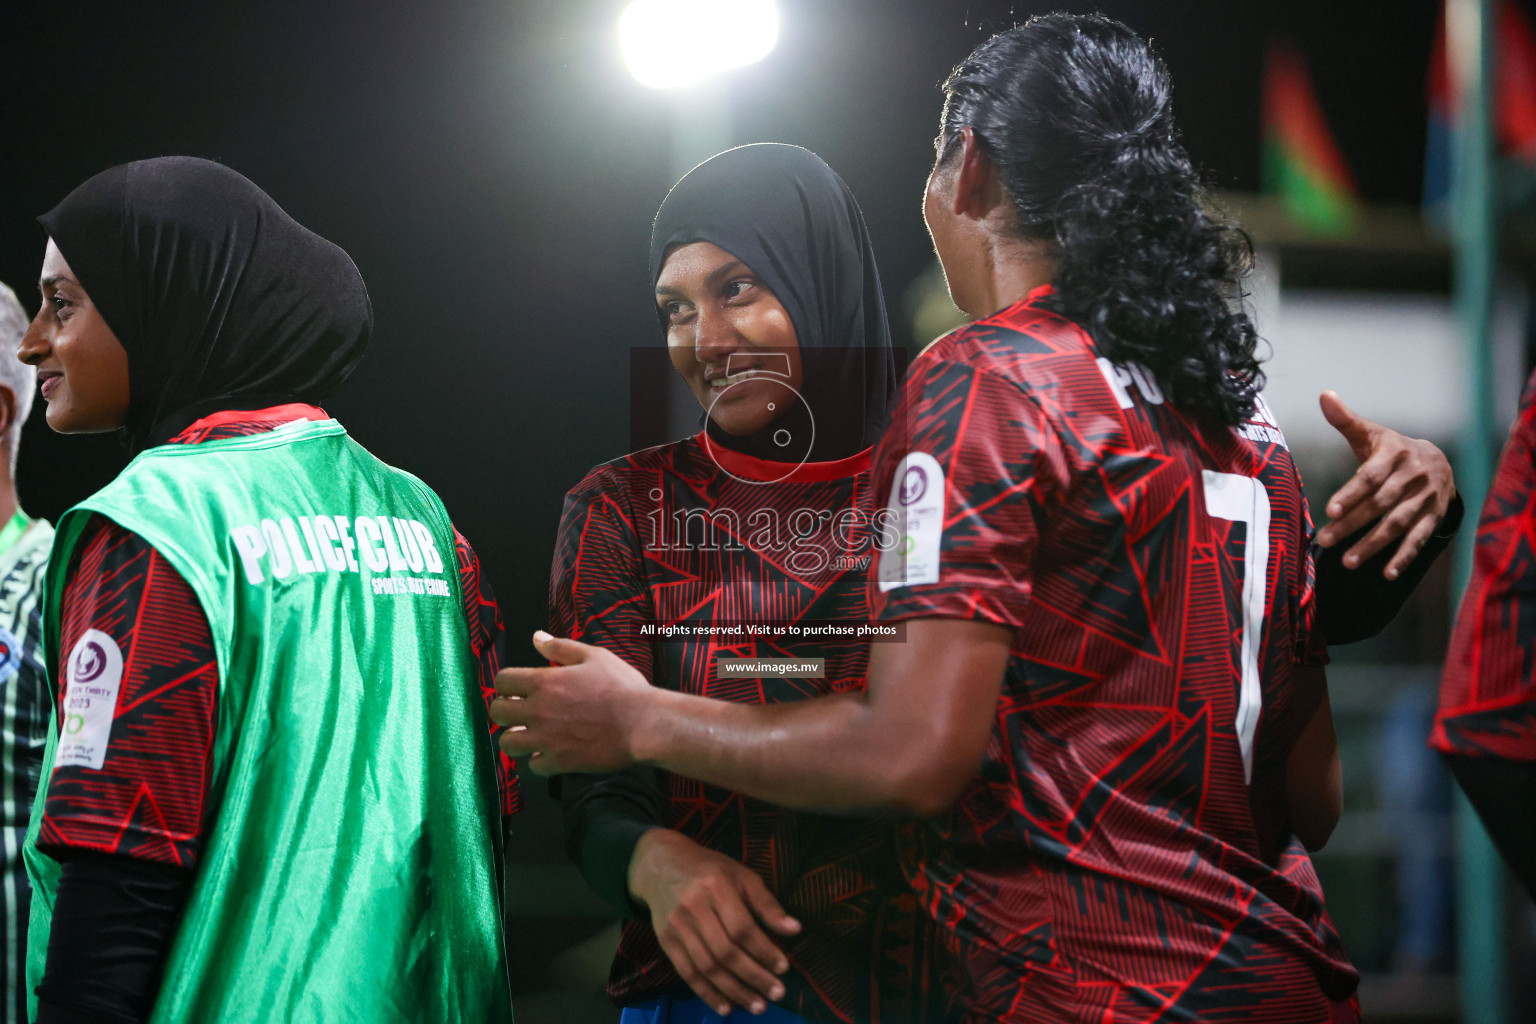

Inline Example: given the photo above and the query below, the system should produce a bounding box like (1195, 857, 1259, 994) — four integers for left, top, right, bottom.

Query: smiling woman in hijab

(16, 156, 517, 1024)
(551, 144, 939, 1024)
(648, 143, 896, 468)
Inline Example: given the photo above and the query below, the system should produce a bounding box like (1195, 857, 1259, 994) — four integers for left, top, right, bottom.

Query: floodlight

(619, 0, 779, 90)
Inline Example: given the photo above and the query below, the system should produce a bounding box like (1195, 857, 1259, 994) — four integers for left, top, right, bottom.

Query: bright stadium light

(619, 0, 780, 90)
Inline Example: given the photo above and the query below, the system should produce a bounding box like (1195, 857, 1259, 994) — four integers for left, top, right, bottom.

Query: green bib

(23, 420, 513, 1023)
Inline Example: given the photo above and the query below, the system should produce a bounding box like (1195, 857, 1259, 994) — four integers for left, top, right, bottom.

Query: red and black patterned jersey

(869, 287, 1358, 1023)
(1433, 371, 1536, 760)
(37, 405, 519, 869)
(552, 436, 937, 1023)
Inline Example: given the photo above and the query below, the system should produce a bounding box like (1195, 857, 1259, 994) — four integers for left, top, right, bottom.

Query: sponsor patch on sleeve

(878, 452, 946, 592)
(57, 628, 124, 770)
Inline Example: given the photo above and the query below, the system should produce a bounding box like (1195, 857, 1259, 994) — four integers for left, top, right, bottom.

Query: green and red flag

(1262, 41, 1361, 233)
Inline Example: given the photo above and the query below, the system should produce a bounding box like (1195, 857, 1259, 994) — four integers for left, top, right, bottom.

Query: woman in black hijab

(552, 144, 936, 1024)
(647, 143, 896, 467)
(32, 154, 371, 449)
(17, 156, 516, 1024)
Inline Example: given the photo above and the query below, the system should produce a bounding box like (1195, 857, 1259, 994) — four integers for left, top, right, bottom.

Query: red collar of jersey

(699, 433, 871, 483)
(171, 403, 330, 444)
(971, 283, 1055, 331)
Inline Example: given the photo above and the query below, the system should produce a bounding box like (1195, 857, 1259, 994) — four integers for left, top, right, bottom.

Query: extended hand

(629, 829, 802, 1017)
(491, 631, 654, 775)
(1315, 391, 1455, 579)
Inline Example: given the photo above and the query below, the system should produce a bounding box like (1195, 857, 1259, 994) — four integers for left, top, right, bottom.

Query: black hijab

(39, 156, 372, 452)
(649, 144, 896, 464)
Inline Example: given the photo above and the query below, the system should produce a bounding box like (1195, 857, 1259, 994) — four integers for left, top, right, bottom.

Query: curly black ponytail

(939, 13, 1263, 426)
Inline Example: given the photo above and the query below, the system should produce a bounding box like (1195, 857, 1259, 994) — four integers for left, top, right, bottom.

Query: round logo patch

(72, 639, 108, 682)
(899, 466, 929, 506)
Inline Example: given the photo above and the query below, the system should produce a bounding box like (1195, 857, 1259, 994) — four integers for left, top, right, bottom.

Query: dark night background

(0, 0, 1491, 993)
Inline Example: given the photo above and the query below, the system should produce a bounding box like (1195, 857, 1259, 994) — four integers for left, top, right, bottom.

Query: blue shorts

(619, 993, 810, 1024)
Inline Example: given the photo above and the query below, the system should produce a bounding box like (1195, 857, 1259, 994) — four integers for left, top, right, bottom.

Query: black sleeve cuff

(35, 852, 194, 1024)
(555, 766, 668, 920)
(1314, 491, 1465, 645)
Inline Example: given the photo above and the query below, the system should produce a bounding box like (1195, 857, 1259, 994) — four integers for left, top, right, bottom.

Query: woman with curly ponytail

(895, 14, 1370, 1020)
(929, 13, 1264, 424)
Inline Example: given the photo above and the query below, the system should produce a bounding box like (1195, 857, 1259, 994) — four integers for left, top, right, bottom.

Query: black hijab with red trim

(39, 156, 372, 453)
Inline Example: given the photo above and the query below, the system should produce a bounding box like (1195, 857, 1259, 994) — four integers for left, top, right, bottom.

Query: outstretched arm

(501, 355, 1044, 816)
(495, 617, 1012, 817)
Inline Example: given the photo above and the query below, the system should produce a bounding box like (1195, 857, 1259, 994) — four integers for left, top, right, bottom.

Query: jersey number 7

(1202, 470, 1272, 785)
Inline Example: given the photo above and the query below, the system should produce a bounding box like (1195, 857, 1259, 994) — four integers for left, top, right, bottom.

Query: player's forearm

(35, 852, 192, 1024)
(630, 687, 948, 816)
(558, 766, 667, 918)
